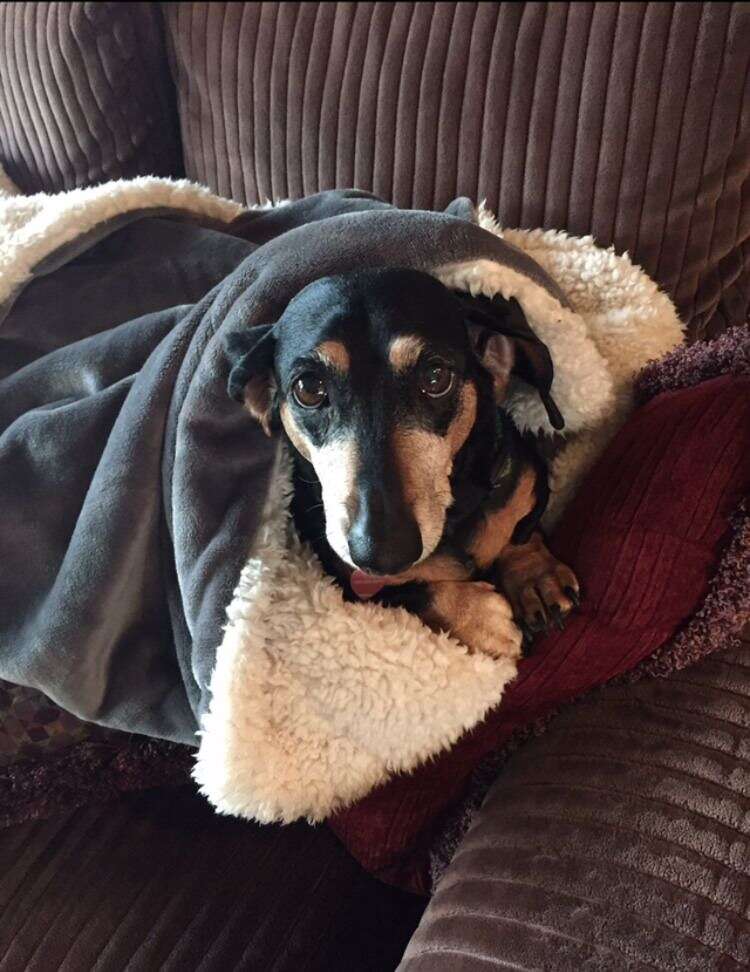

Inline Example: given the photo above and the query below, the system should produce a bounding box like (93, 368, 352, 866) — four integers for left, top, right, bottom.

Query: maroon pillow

(329, 371, 750, 892)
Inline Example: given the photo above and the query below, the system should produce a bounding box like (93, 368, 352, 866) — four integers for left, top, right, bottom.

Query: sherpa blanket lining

(0, 173, 682, 824)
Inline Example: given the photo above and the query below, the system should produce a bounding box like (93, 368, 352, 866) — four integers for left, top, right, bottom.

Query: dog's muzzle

(347, 485, 422, 576)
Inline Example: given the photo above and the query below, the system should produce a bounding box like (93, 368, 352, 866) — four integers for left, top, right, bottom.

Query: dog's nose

(347, 489, 422, 576)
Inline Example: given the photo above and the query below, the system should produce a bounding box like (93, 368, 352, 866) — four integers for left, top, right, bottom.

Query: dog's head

(225, 268, 562, 575)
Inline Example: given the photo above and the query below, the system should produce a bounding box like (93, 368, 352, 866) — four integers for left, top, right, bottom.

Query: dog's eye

(292, 373, 328, 408)
(419, 359, 454, 398)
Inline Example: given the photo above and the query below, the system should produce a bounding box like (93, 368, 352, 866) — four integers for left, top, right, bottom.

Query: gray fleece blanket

(0, 189, 569, 746)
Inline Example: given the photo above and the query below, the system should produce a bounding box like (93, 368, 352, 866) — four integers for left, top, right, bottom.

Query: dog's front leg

(495, 530, 580, 636)
(422, 581, 523, 660)
(378, 577, 522, 660)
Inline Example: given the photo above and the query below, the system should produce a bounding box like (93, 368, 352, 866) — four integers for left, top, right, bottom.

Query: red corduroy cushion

(329, 374, 750, 892)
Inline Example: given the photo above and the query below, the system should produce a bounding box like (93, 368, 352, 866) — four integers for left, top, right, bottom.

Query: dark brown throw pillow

(162, 2, 750, 340)
(0, 2, 183, 193)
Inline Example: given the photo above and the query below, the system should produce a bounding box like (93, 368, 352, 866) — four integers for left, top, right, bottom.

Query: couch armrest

(400, 642, 750, 970)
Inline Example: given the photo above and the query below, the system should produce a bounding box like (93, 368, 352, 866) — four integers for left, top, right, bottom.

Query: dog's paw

(464, 586, 523, 660)
(514, 565, 580, 638)
(503, 559, 580, 639)
(496, 533, 580, 642)
(423, 581, 522, 661)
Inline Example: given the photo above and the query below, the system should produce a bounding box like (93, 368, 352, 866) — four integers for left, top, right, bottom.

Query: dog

(225, 268, 579, 659)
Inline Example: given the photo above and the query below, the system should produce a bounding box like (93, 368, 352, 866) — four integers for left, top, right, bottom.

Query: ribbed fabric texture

(0, 786, 425, 972)
(400, 643, 750, 970)
(162, 2, 750, 339)
(0, 2, 183, 192)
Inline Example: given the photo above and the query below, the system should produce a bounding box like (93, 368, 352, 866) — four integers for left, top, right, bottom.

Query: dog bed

(0, 172, 682, 826)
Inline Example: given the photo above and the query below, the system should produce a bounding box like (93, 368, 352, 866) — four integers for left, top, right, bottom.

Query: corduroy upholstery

(0, 786, 425, 972)
(0, 2, 182, 192)
(399, 643, 750, 971)
(0, 3, 748, 338)
(161, 1, 750, 339)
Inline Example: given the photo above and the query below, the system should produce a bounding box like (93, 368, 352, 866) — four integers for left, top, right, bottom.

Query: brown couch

(0, 3, 748, 969)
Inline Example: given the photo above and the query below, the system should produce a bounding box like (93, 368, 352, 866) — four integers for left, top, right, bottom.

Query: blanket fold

(0, 180, 683, 819)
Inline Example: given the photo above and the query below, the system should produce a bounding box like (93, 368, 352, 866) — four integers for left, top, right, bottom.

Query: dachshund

(225, 267, 579, 660)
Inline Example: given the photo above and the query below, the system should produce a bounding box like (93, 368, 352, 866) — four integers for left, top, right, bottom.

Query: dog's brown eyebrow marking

(388, 335, 425, 373)
(314, 340, 350, 372)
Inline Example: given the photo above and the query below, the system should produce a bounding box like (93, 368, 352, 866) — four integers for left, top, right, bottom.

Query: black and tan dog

(225, 268, 579, 659)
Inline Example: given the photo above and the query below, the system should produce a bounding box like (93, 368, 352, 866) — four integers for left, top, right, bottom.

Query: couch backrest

(161, 2, 749, 340)
(0, 2, 747, 341)
(0, 2, 182, 191)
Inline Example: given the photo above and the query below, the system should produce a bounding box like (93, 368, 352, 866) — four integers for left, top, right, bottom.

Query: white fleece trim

(0, 176, 243, 311)
(194, 448, 516, 822)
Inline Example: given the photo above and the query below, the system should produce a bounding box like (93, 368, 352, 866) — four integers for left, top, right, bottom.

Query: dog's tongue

(350, 570, 393, 599)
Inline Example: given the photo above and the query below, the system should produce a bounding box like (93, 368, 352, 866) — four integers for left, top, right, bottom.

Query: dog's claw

(563, 585, 581, 608)
(548, 604, 566, 632)
(527, 610, 546, 633)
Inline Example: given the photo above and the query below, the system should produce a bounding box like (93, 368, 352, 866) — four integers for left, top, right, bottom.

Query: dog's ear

(458, 293, 565, 431)
(223, 324, 277, 436)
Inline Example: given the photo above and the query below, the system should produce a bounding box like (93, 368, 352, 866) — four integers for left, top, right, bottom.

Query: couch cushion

(0, 2, 183, 193)
(399, 642, 750, 971)
(162, 1, 750, 339)
(0, 786, 425, 971)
